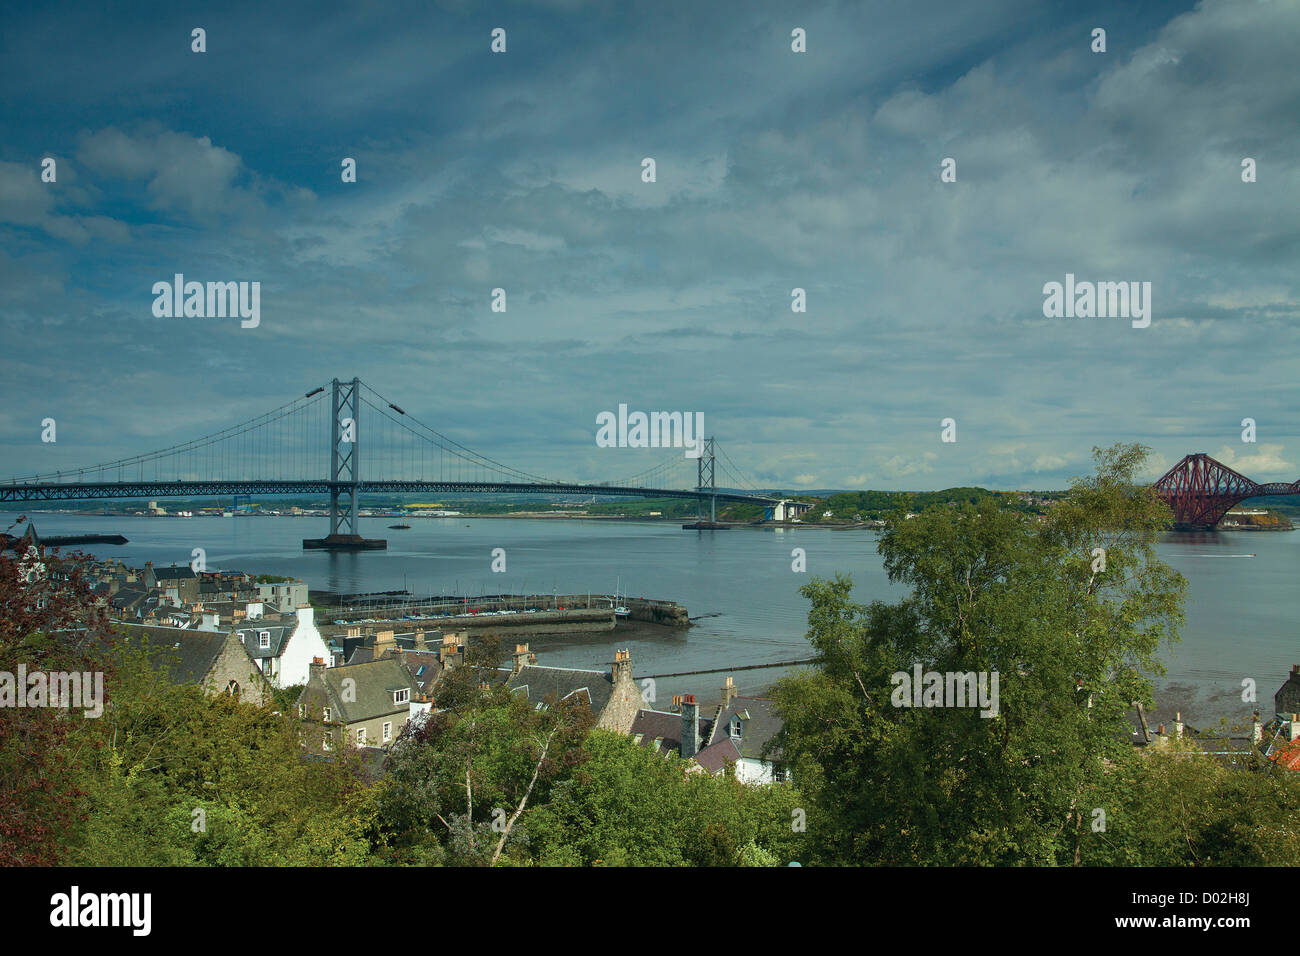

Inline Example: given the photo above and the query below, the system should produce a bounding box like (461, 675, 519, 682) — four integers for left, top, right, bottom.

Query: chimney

(1253, 711, 1262, 744)
(512, 643, 534, 676)
(1173, 712, 1184, 738)
(376, 629, 395, 648)
(720, 676, 736, 710)
(612, 648, 632, 683)
(309, 657, 325, 681)
(1291, 715, 1300, 743)
(680, 694, 700, 759)
(441, 635, 461, 670)
(413, 630, 427, 651)
(346, 626, 361, 639)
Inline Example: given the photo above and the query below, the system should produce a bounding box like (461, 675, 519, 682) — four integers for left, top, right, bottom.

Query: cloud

(0, 0, 1295, 494)
(1212, 443, 1294, 479)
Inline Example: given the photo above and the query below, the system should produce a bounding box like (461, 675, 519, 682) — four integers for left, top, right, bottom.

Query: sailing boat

(614, 576, 631, 619)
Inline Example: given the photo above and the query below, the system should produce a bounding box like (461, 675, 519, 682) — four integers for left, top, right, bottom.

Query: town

(30, 549, 789, 783)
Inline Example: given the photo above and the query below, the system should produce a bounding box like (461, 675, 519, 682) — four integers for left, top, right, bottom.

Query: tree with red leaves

(0, 516, 114, 865)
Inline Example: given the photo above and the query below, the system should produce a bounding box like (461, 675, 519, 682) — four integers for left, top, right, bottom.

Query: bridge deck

(0, 479, 776, 506)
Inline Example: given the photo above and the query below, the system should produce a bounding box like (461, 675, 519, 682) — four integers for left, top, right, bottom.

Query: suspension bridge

(0, 378, 779, 549)
(1152, 453, 1300, 530)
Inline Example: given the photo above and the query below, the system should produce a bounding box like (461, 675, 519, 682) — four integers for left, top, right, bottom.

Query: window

(225, 680, 240, 700)
(730, 717, 742, 739)
(393, 688, 410, 704)
(383, 722, 392, 742)
(322, 706, 332, 722)
(357, 728, 366, 745)
(258, 630, 271, 649)
(322, 731, 332, 752)
(298, 703, 305, 719)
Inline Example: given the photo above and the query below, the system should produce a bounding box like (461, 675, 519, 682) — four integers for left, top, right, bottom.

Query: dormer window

(729, 717, 742, 739)
(393, 688, 410, 704)
(258, 630, 271, 649)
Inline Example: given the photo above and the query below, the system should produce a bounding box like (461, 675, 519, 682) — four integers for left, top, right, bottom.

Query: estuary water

(8, 512, 1297, 723)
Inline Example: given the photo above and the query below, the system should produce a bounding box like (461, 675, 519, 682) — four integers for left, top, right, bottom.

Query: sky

(1, 0, 1297, 493)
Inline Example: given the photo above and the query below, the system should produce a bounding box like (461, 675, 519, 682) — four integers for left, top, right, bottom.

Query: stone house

(113, 623, 271, 705)
(143, 562, 201, 605)
(297, 657, 416, 750)
(1275, 665, 1300, 717)
(256, 579, 309, 612)
(503, 645, 643, 734)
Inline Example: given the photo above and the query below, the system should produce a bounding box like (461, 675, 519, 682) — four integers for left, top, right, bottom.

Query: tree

(0, 524, 114, 865)
(770, 444, 1188, 865)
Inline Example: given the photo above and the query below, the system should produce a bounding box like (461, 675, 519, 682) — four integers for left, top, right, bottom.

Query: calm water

(9, 512, 1297, 720)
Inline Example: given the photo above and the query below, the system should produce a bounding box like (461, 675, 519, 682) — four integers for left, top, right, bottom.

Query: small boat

(614, 577, 631, 619)
(388, 524, 411, 530)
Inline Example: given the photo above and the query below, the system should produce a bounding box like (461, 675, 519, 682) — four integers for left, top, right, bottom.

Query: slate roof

(504, 664, 613, 713)
(110, 624, 243, 686)
(153, 565, 197, 581)
(630, 708, 715, 757)
(110, 588, 150, 612)
(233, 623, 293, 660)
(693, 737, 742, 774)
(398, 650, 443, 700)
(302, 658, 414, 725)
(708, 697, 783, 761)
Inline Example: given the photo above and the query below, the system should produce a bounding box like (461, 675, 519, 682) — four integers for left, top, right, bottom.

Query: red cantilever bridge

(1153, 453, 1300, 530)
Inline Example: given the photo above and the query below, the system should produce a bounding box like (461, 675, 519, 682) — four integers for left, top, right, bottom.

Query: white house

(234, 606, 331, 688)
(694, 693, 787, 784)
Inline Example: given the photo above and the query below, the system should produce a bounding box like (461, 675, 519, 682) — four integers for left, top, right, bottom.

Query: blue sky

(1, 0, 1296, 492)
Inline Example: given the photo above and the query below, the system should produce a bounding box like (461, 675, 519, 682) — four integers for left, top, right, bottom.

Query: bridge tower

(695, 436, 717, 525)
(329, 376, 360, 538)
(303, 377, 386, 550)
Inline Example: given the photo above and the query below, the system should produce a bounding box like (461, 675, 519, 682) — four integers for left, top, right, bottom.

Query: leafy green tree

(65, 635, 375, 866)
(372, 667, 594, 865)
(526, 730, 806, 866)
(771, 444, 1187, 865)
